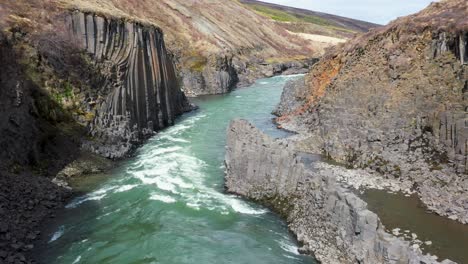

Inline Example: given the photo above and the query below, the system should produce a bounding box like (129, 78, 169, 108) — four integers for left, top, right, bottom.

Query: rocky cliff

(67, 11, 193, 158)
(275, 0, 468, 223)
(225, 119, 454, 264)
(0, 5, 192, 262)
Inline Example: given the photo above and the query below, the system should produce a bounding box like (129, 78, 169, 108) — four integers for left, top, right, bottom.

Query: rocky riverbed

(0, 172, 71, 264)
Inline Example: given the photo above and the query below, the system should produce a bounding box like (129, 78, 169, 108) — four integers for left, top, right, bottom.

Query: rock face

(225, 119, 455, 264)
(273, 76, 310, 117)
(180, 56, 318, 96)
(68, 12, 193, 158)
(0, 32, 76, 264)
(275, 0, 468, 223)
(181, 55, 239, 96)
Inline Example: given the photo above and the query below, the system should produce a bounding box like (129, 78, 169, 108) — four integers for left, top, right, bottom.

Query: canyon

(0, 0, 466, 263)
(0, 0, 369, 262)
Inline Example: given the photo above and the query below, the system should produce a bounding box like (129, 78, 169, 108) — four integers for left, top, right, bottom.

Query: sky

(260, 0, 436, 25)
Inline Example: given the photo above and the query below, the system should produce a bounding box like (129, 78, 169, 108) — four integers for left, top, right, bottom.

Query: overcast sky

(260, 0, 436, 24)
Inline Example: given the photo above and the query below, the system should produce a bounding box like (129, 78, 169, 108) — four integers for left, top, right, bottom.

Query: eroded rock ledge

(225, 119, 455, 264)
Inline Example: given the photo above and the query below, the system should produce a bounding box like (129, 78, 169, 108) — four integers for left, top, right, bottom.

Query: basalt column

(68, 12, 192, 158)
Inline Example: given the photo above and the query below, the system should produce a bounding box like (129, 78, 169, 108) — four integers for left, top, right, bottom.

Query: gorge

(0, 0, 467, 264)
(33, 76, 315, 264)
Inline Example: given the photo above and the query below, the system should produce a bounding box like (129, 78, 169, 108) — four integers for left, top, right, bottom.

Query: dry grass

(54, 0, 325, 59)
(0, 0, 344, 65)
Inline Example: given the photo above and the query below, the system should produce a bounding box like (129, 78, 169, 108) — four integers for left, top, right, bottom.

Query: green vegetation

(63, 81, 74, 99)
(243, 2, 358, 36)
(186, 56, 208, 73)
(9, 162, 23, 174)
(247, 3, 334, 27)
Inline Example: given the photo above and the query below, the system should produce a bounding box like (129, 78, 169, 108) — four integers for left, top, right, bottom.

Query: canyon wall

(0, 10, 193, 262)
(180, 55, 239, 96)
(225, 119, 454, 264)
(67, 12, 193, 158)
(275, 0, 468, 223)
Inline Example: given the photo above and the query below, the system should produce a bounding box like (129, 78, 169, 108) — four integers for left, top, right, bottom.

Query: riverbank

(0, 150, 117, 264)
(361, 189, 468, 264)
(0, 172, 71, 263)
(224, 119, 458, 264)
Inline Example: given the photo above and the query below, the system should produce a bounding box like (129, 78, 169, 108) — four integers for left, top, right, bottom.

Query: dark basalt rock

(0, 10, 196, 263)
(181, 55, 239, 96)
(275, 28, 468, 223)
(225, 119, 455, 264)
(68, 12, 194, 159)
(273, 76, 308, 117)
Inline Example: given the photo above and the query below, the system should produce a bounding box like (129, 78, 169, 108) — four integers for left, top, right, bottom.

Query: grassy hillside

(1, 0, 379, 63)
(240, 0, 379, 38)
(245, 3, 334, 26)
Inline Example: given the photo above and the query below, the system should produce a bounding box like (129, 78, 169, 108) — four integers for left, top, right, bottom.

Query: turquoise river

(35, 76, 317, 264)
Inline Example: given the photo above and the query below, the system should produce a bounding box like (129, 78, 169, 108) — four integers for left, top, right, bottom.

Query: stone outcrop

(273, 76, 310, 118)
(180, 56, 318, 96)
(181, 55, 239, 96)
(225, 119, 455, 264)
(67, 11, 193, 158)
(275, 0, 468, 223)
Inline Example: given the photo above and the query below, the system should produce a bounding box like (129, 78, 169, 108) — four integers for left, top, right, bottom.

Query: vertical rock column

(432, 31, 468, 173)
(68, 12, 191, 158)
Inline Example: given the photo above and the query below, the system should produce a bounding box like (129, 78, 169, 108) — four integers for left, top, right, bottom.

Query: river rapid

(36, 76, 317, 264)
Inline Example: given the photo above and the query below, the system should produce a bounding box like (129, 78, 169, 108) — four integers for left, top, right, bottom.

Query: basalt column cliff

(68, 12, 193, 158)
(0, 8, 192, 262)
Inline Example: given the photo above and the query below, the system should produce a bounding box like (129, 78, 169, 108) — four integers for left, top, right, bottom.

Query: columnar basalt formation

(275, 0, 468, 223)
(225, 119, 455, 264)
(67, 12, 192, 158)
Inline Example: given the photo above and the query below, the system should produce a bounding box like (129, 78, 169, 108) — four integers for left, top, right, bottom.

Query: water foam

(123, 115, 268, 216)
(150, 194, 177, 203)
(278, 239, 300, 255)
(66, 186, 117, 208)
(225, 197, 267, 215)
(72, 255, 81, 264)
(115, 184, 139, 193)
(49, 225, 65, 243)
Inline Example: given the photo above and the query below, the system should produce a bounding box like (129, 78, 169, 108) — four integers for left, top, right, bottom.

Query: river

(35, 76, 316, 264)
